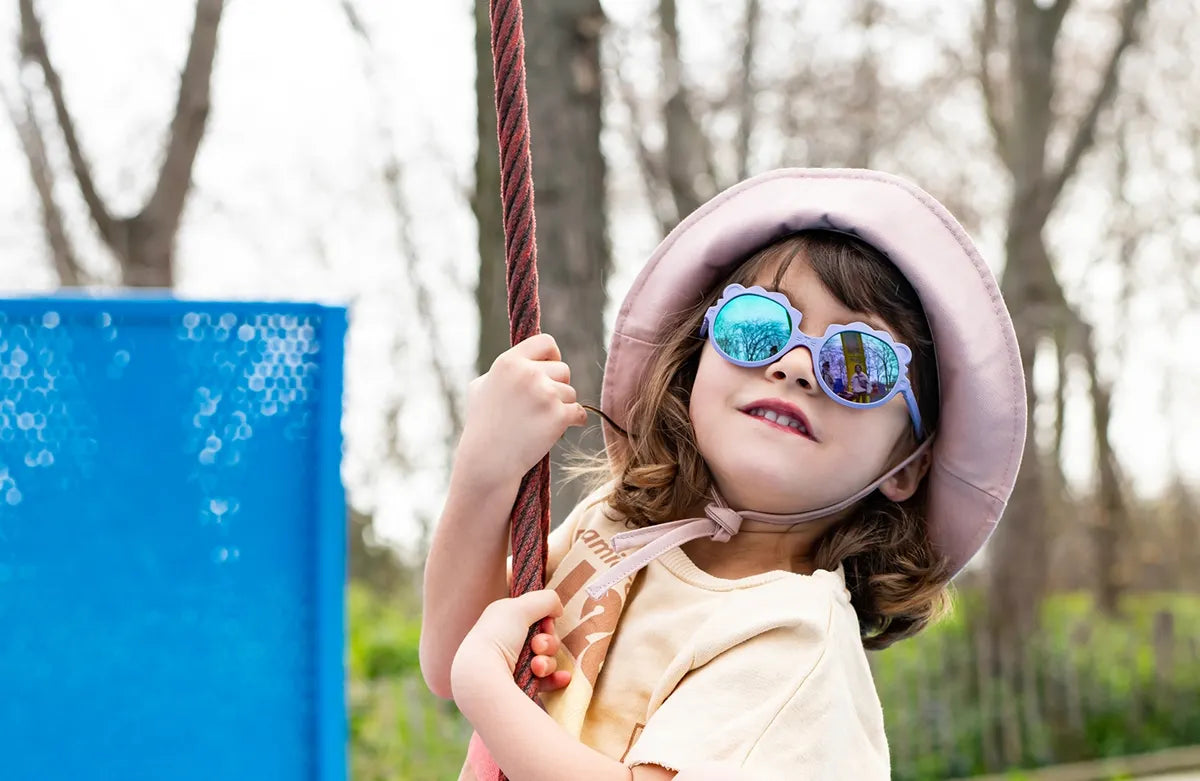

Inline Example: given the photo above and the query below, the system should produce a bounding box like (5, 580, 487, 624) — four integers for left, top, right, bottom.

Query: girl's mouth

(742, 406, 816, 440)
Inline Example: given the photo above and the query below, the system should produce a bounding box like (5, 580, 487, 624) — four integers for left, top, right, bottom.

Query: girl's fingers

(566, 401, 588, 428)
(531, 632, 559, 656)
(505, 589, 563, 623)
(551, 380, 578, 405)
(532, 654, 558, 678)
(542, 361, 571, 384)
(515, 333, 561, 361)
(538, 669, 572, 693)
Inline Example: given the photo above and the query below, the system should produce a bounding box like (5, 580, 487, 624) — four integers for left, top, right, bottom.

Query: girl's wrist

(446, 456, 522, 513)
(450, 642, 515, 720)
(450, 442, 526, 499)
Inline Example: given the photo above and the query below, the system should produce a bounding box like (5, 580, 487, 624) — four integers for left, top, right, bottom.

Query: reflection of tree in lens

(860, 334, 899, 400)
(820, 332, 898, 402)
(714, 296, 791, 361)
(715, 317, 789, 361)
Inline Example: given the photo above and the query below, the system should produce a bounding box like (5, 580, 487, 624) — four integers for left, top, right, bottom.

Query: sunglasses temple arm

(581, 403, 629, 438)
(903, 388, 924, 439)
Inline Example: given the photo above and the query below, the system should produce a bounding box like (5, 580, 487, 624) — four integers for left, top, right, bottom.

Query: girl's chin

(714, 473, 840, 514)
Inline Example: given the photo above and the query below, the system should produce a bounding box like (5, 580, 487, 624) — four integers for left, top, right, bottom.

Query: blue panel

(0, 297, 347, 781)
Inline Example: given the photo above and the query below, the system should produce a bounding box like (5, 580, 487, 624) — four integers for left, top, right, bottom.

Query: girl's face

(688, 256, 914, 514)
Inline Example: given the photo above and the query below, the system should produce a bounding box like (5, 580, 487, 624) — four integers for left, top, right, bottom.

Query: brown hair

(587, 230, 952, 649)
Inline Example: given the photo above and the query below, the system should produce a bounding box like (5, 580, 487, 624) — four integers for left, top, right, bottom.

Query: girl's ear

(879, 448, 932, 503)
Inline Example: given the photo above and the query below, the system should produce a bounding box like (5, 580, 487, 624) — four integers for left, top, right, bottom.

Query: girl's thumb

(512, 588, 563, 621)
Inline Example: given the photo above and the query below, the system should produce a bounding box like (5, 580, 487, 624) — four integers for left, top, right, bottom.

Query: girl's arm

(419, 469, 520, 698)
(457, 663, 635, 780)
(420, 334, 587, 698)
(453, 590, 758, 781)
(453, 589, 635, 780)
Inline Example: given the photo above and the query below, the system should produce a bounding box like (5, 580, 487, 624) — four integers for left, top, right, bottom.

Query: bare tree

(977, 0, 1150, 638)
(614, 0, 957, 230)
(1081, 124, 1140, 613)
(475, 1, 612, 526)
(15, 0, 225, 287)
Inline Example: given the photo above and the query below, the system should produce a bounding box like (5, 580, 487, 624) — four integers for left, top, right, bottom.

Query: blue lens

(712, 294, 792, 362)
(817, 331, 901, 404)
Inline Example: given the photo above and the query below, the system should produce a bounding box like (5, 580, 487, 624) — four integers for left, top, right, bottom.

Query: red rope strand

(488, 0, 549, 714)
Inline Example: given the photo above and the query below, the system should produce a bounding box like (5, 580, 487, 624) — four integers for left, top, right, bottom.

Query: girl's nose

(764, 345, 819, 391)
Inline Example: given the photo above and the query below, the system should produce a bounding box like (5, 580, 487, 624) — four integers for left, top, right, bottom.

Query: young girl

(421, 168, 1027, 780)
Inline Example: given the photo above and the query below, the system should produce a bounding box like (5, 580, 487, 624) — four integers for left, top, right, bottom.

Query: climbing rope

(488, 0, 550, 707)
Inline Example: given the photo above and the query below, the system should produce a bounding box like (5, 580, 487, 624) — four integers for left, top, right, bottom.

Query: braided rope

(489, 0, 549, 709)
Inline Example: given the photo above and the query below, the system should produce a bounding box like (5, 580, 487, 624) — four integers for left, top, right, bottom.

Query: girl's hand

(450, 590, 572, 701)
(454, 333, 589, 491)
(529, 615, 572, 693)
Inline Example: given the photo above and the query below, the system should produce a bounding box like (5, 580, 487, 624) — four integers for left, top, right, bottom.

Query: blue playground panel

(0, 296, 347, 780)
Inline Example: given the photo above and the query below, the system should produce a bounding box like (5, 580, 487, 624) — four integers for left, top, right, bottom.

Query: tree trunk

(979, 0, 1148, 642)
(1081, 326, 1127, 615)
(992, 212, 1053, 639)
(522, 1, 611, 526)
(658, 0, 715, 218)
(117, 217, 176, 288)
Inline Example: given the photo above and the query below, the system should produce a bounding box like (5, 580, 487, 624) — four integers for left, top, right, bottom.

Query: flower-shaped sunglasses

(699, 284, 924, 438)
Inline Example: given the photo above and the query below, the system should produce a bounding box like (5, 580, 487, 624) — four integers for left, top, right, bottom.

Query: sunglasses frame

(699, 284, 924, 438)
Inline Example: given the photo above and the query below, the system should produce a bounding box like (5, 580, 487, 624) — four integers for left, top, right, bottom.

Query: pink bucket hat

(599, 168, 1027, 579)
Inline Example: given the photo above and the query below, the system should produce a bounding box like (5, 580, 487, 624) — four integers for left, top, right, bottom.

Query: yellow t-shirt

(464, 489, 890, 780)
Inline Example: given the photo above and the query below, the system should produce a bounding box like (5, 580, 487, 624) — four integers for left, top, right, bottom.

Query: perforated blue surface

(0, 296, 347, 780)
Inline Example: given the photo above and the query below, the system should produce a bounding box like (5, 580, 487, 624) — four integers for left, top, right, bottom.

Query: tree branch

(1043, 0, 1149, 211)
(143, 0, 225, 234)
(1, 80, 86, 286)
(1051, 334, 1066, 482)
(1107, 120, 1139, 366)
(658, 0, 716, 214)
(383, 158, 465, 437)
(338, 0, 372, 45)
(734, 0, 761, 180)
(18, 0, 115, 245)
(978, 0, 1011, 167)
(616, 84, 677, 236)
(849, 0, 882, 168)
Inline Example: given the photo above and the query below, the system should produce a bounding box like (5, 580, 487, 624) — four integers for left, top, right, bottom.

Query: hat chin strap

(585, 436, 935, 598)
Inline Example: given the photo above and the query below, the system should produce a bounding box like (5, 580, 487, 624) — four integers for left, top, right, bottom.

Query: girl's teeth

(751, 408, 807, 433)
